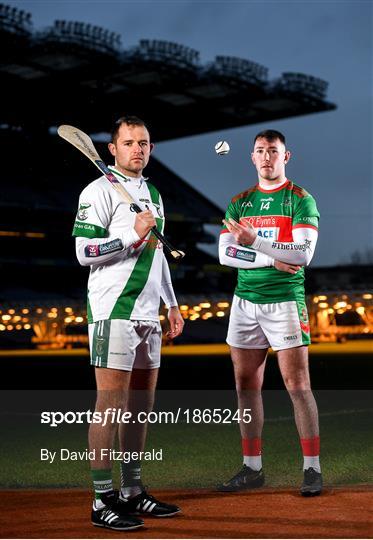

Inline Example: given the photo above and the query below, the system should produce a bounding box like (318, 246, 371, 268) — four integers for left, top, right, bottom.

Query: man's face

(251, 137, 290, 181)
(108, 123, 153, 177)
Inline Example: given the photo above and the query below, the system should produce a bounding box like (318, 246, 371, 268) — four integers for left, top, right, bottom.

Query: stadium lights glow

(318, 302, 329, 308)
(334, 302, 347, 309)
(0, 230, 45, 238)
(363, 294, 373, 299)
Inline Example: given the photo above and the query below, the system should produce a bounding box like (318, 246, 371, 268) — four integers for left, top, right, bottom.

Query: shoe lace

(102, 490, 129, 513)
(304, 468, 319, 484)
(229, 466, 253, 484)
(139, 490, 158, 504)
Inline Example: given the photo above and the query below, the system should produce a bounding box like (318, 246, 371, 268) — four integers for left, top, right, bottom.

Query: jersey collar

(257, 179, 290, 193)
(108, 166, 147, 186)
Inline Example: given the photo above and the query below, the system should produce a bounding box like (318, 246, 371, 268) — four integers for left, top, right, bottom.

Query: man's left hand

(223, 218, 257, 245)
(166, 306, 185, 339)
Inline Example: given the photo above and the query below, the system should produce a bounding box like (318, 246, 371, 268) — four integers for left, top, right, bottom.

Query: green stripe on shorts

(296, 298, 311, 345)
(91, 320, 111, 367)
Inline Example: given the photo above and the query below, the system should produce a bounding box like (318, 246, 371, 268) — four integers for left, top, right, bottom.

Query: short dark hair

(254, 129, 286, 146)
(111, 115, 150, 143)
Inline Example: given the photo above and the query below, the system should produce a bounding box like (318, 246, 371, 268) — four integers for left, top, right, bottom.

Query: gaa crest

(95, 337, 106, 356)
(77, 203, 91, 221)
(153, 203, 163, 218)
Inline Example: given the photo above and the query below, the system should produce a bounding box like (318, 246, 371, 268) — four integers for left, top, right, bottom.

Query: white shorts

(227, 295, 310, 351)
(88, 319, 162, 371)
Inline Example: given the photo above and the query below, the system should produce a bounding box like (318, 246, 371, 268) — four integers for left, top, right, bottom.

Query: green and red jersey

(221, 179, 320, 303)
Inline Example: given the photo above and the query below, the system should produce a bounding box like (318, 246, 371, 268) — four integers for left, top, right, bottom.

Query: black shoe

(301, 467, 323, 497)
(91, 490, 144, 531)
(123, 490, 181, 517)
(217, 465, 265, 492)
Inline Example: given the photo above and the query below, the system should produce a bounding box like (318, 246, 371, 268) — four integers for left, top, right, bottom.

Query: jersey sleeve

(160, 254, 178, 308)
(219, 230, 274, 269)
(72, 182, 111, 239)
(73, 181, 140, 266)
(293, 193, 320, 231)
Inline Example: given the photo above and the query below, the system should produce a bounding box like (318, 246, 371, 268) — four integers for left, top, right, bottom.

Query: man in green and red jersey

(217, 129, 322, 496)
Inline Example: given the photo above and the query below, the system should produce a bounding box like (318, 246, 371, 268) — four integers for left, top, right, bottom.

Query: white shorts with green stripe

(88, 319, 162, 371)
(227, 295, 311, 351)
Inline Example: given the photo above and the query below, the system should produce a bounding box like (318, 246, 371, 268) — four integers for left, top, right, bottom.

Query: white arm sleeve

(251, 227, 318, 266)
(75, 229, 140, 267)
(219, 231, 274, 269)
(160, 255, 178, 308)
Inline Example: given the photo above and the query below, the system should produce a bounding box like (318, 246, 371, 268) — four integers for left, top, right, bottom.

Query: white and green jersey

(72, 167, 175, 323)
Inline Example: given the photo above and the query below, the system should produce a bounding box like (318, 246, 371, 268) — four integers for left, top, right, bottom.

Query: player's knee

(285, 379, 311, 394)
(235, 374, 263, 391)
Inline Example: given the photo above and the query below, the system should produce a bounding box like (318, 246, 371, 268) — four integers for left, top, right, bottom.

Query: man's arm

(219, 229, 302, 274)
(160, 254, 184, 338)
(252, 227, 318, 266)
(219, 229, 274, 269)
(73, 182, 156, 266)
(75, 230, 140, 267)
(223, 218, 318, 266)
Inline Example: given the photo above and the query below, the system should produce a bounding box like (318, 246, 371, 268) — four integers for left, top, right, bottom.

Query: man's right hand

(274, 260, 302, 274)
(134, 210, 156, 239)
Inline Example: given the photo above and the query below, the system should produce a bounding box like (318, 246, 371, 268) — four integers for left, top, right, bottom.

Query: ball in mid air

(215, 140, 230, 155)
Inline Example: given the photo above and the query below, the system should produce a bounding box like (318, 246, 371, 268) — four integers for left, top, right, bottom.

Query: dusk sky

(13, 0, 373, 267)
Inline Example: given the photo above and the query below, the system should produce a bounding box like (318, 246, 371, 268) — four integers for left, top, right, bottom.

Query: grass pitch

(1, 399, 372, 489)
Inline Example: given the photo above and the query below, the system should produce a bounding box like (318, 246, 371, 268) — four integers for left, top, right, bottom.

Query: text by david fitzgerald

(40, 448, 163, 464)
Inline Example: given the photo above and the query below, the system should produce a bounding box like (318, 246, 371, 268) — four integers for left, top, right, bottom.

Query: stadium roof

(0, 3, 336, 141)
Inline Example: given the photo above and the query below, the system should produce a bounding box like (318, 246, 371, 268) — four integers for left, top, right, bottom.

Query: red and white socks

(242, 437, 262, 471)
(300, 436, 321, 472)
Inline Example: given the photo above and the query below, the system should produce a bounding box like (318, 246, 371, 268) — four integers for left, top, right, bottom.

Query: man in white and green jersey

(217, 129, 322, 497)
(72, 116, 184, 531)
